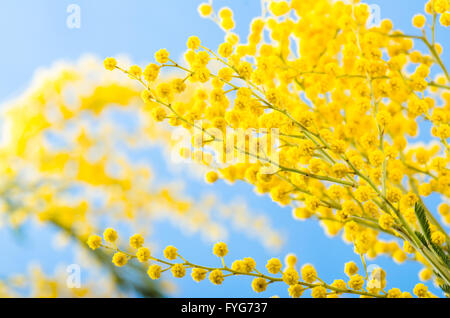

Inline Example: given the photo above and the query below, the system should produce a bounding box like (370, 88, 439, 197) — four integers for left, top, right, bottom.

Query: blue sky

(0, 0, 448, 297)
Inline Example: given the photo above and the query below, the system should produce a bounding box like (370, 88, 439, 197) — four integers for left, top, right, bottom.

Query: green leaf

(431, 242, 450, 268)
(415, 231, 429, 247)
(433, 270, 442, 278)
(414, 202, 432, 241)
(439, 284, 450, 295)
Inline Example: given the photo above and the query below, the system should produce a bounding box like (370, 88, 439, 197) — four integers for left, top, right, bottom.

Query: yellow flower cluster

(104, 0, 450, 296)
(93, 231, 442, 298)
(0, 55, 286, 296)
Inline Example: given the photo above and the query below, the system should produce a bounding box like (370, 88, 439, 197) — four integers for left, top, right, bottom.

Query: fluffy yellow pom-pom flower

(112, 252, 128, 267)
(103, 228, 118, 243)
(147, 265, 162, 280)
(191, 268, 208, 282)
(187, 36, 201, 50)
(103, 57, 117, 71)
(209, 269, 225, 285)
(301, 264, 317, 283)
(129, 234, 144, 249)
(86, 235, 102, 250)
(155, 49, 170, 64)
(171, 263, 186, 278)
(164, 245, 178, 260)
(266, 258, 282, 274)
(205, 171, 219, 183)
(198, 3, 213, 17)
(136, 247, 151, 262)
(212, 242, 228, 257)
(251, 277, 268, 293)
